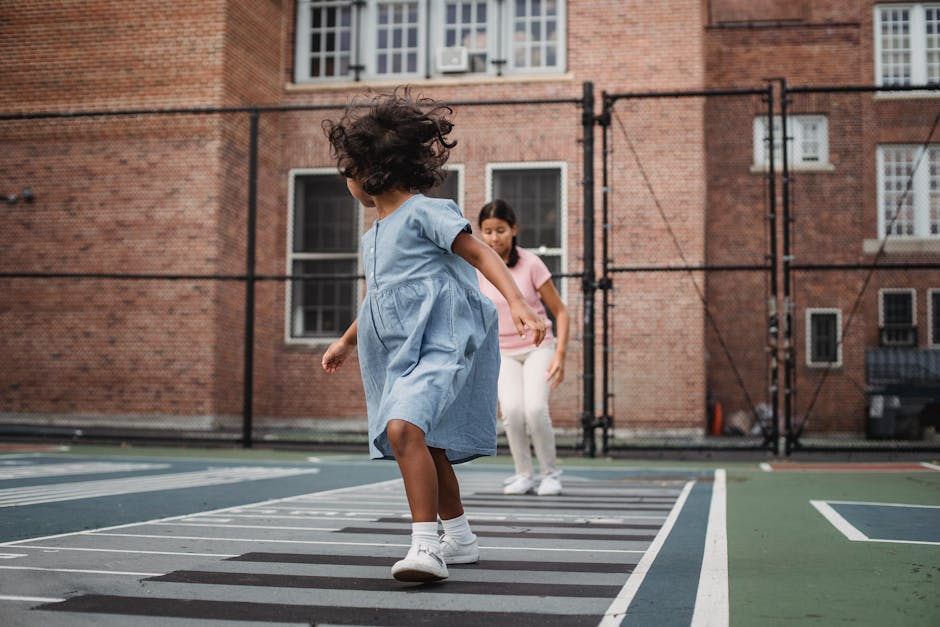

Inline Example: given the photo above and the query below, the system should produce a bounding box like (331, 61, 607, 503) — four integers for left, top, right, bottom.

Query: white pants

(498, 343, 557, 479)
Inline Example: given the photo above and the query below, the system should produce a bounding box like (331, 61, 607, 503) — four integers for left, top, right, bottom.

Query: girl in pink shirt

(477, 200, 570, 496)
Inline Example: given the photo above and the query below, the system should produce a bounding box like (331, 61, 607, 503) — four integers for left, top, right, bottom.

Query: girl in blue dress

(321, 89, 546, 582)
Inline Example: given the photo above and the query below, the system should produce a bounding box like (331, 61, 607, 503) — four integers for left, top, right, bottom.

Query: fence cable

(795, 105, 940, 438)
(611, 107, 768, 437)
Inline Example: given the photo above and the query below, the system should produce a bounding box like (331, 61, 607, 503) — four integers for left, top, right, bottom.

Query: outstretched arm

(451, 231, 546, 346)
(538, 279, 569, 388)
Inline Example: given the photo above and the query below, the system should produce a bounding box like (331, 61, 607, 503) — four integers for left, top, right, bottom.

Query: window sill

(749, 163, 835, 174)
(286, 72, 576, 93)
(284, 338, 338, 350)
(806, 362, 842, 369)
(873, 90, 940, 101)
(863, 238, 940, 255)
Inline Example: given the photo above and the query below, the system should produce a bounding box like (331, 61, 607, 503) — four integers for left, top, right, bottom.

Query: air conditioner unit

(437, 46, 469, 72)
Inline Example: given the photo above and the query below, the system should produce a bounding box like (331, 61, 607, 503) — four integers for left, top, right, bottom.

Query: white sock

(441, 513, 476, 543)
(411, 521, 440, 551)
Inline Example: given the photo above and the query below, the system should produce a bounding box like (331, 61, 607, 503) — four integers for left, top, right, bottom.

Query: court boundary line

(0, 594, 66, 604)
(691, 469, 728, 627)
(597, 480, 695, 626)
(811, 499, 940, 546)
(0, 478, 403, 547)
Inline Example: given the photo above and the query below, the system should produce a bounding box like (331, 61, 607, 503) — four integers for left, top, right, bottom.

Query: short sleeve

(414, 197, 471, 252)
(529, 251, 553, 290)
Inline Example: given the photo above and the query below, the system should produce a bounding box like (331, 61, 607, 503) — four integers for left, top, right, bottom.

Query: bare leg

(430, 447, 464, 520)
(386, 419, 438, 522)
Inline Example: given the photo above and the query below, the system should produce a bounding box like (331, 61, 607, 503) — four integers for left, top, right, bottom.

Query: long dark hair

(322, 87, 456, 196)
(478, 199, 520, 268)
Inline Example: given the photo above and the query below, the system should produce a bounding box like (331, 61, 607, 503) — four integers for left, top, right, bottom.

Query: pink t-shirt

(478, 247, 555, 352)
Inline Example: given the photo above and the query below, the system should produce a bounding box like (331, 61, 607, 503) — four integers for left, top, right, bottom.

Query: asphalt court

(0, 454, 725, 626)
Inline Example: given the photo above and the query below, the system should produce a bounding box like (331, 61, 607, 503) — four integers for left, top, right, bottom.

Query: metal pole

(581, 81, 597, 457)
(764, 82, 780, 456)
(242, 109, 259, 448)
(599, 93, 613, 454)
(779, 79, 794, 455)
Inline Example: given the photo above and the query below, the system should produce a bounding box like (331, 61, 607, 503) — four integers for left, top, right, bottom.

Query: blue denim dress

(358, 195, 500, 463)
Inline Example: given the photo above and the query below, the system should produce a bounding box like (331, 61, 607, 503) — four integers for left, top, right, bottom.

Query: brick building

(1, 1, 937, 443)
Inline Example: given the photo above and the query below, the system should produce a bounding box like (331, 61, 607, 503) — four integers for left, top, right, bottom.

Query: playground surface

(0, 443, 937, 626)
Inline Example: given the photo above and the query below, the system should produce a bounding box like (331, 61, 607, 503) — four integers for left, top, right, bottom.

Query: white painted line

(0, 478, 403, 547)
(0, 553, 26, 559)
(921, 462, 940, 471)
(810, 500, 868, 541)
(0, 462, 169, 480)
(0, 467, 321, 507)
(598, 480, 695, 627)
(11, 545, 237, 557)
(86, 533, 644, 553)
(0, 565, 160, 576)
(155, 522, 340, 532)
(822, 500, 940, 510)
(0, 594, 66, 603)
(759, 462, 772, 472)
(691, 469, 729, 627)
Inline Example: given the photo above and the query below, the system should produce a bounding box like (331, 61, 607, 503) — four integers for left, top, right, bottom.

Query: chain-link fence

(783, 85, 940, 452)
(2, 83, 938, 454)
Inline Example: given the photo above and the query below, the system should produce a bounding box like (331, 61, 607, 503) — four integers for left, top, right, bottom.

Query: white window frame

(752, 115, 831, 171)
(295, 0, 566, 83)
(805, 308, 843, 368)
(874, 3, 940, 87)
(928, 287, 940, 347)
(876, 144, 940, 239)
(430, 163, 466, 207)
(485, 161, 568, 301)
(285, 168, 363, 346)
(878, 287, 918, 328)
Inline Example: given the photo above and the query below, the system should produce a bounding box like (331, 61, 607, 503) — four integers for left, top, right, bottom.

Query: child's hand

(321, 339, 354, 373)
(510, 301, 546, 347)
(545, 353, 565, 388)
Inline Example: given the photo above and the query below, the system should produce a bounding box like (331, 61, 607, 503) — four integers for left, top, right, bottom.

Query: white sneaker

(391, 544, 448, 582)
(440, 533, 479, 564)
(537, 472, 563, 496)
(503, 473, 523, 486)
(503, 475, 536, 495)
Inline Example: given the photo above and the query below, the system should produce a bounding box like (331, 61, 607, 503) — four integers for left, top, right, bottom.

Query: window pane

(882, 291, 913, 325)
(443, 1, 488, 73)
(810, 312, 838, 363)
(931, 148, 940, 235)
(932, 291, 940, 345)
(292, 259, 358, 337)
(293, 175, 358, 253)
(880, 146, 916, 237)
(426, 171, 460, 202)
(307, 2, 353, 79)
(492, 168, 561, 248)
(375, 1, 419, 75)
(879, 8, 912, 86)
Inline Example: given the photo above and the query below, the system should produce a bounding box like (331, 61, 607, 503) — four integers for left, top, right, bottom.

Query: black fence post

(764, 81, 780, 456)
(242, 109, 259, 448)
(598, 92, 613, 454)
(778, 79, 794, 455)
(581, 81, 597, 457)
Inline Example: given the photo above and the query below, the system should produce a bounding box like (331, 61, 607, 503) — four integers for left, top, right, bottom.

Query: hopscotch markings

(0, 466, 320, 507)
(0, 462, 169, 480)
(0, 565, 161, 577)
(0, 594, 66, 604)
(0, 553, 26, 559)
(10, 545, 237, 558)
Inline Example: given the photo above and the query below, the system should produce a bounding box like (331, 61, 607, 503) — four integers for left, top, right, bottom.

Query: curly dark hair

(323, 88, 456, 196)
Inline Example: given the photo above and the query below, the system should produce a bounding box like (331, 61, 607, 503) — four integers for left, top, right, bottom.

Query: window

(806, 308, 842, 367)
(875, 4, 940, 86)
(929, 288, 940, 347)
(287, 171, 361, 342)
(295, 0, 566, 82)
(486, 162, 566, 286)
(876, 145, 940, 239)
(753, 115, 829, 169)
(425, 165, 464, 206)
(879, 288, 918, 346)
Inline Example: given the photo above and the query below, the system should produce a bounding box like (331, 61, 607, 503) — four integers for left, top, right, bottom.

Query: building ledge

(863, 239, 940, 255)
(285, 72, 576, 94)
